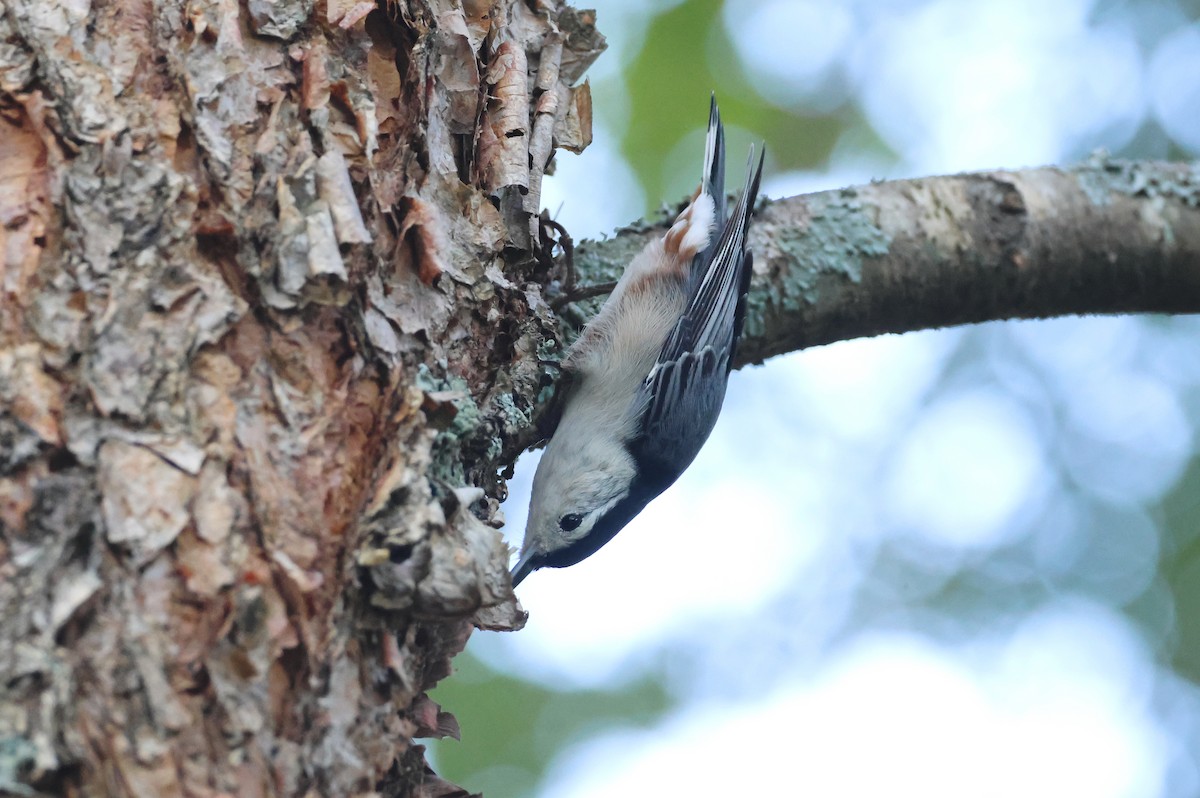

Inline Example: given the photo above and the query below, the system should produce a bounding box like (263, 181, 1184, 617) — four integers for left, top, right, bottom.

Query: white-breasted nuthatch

(511, 98, 764, 587)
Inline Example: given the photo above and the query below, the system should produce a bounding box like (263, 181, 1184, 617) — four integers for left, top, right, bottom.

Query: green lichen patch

(1077, 154, 1200, 208)
(416, 364, 487, 485)
(744, 189, 891, 341)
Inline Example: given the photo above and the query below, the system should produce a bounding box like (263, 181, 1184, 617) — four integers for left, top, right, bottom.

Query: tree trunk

(1, 1, 600, 795)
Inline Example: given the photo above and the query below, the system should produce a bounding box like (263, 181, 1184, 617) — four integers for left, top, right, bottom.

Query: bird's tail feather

(701, 94, 727, 222)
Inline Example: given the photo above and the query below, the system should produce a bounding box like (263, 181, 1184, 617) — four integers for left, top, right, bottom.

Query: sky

(437, 1, 1200, 795)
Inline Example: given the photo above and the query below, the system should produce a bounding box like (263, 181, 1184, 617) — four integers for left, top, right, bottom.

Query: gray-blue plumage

(630, 114, 765, 490)
(512, 98, 765, 585)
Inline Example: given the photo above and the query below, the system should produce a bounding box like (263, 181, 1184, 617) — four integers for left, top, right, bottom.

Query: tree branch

(575, 159, 1200, 365)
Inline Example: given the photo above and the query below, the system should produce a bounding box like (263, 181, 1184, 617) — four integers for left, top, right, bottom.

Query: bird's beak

(510, 550, 536, 588)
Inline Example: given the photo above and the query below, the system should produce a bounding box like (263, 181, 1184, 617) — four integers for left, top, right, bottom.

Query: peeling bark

(2, 0, 1198, 795)
(0, 0, 602, 795)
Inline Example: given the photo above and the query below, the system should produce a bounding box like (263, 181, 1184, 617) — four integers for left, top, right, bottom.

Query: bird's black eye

(559, 513, 583, 532)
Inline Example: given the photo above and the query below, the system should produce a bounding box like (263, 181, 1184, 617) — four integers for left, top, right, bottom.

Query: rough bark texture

(3, 0, 1200, 795)
(575, 160, 1200, 366)
(0, 1, 601, 795)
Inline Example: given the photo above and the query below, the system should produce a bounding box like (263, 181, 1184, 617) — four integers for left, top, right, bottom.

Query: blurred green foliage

(619, 0, 854, 204)
(428, 653, 671, 796)
(1162, 456, 1200, 681)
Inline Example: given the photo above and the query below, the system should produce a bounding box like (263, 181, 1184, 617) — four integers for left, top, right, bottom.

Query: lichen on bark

(0, 0, 603, 794)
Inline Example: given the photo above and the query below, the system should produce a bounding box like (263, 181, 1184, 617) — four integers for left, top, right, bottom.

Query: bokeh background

(431, 1, 1200, 795)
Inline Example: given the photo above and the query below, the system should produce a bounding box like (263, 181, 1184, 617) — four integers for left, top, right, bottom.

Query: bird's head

(511, 435, 642, 586)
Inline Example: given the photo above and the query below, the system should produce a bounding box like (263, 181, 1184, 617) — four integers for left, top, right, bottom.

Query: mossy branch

(572, 159, 1200, 365)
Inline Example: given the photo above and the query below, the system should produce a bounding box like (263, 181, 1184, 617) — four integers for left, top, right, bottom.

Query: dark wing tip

(725, 146, 765, 365)
(744, 143, 766, 212)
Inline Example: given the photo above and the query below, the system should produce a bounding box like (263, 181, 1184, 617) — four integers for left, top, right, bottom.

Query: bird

(512, 97, 764, 587)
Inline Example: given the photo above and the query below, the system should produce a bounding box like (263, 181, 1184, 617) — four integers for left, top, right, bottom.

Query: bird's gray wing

(631, 146, 765, 483)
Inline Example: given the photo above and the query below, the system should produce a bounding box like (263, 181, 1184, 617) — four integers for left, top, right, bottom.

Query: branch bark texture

(576, 160, 1200, 365)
